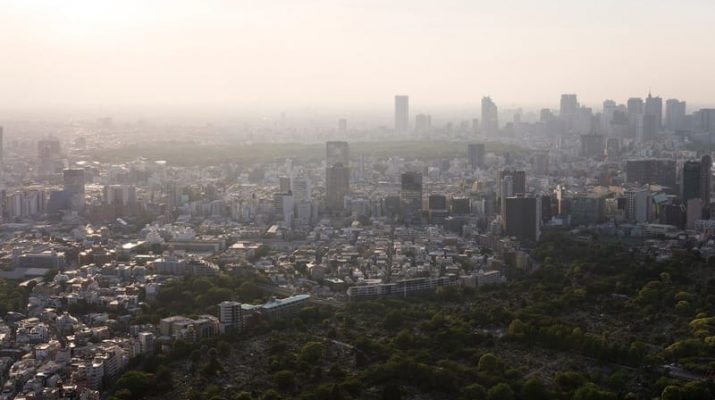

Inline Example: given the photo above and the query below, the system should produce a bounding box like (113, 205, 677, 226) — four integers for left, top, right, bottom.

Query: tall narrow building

(644, 92, 663, 132)
(665, 99, 686, 131)
(395, 95, 409, 132)
(400, 172, 423, 221)
(467, 143, 485, 170)
(325, 141, 350, 212)
(481, 97, 498, 136)
(326, 164, 350, 212)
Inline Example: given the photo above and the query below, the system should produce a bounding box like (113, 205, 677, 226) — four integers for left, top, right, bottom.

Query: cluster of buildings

(0, 90, 712, 396)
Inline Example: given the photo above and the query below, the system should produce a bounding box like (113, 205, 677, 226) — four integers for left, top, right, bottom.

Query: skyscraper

(665, 99, 686, 131)
(63, 168, 86, 211)
(326, 164, 350, 212)
(625, 159, 677, 189)
(400, 172, 423, 219)
(560, 94, 579, 117)
(644, 92, 663, 132)
(395, 95, 409, 132)
(338, 118, 347, 132)
(504, 196, 541, 242)
(580, 134, 606, 158)
(682, 160, 702, 203)
(481, 97, 498, 136)
(467, 143, 485, 170)
(627, 97, 644, 138)
(700, 154, 712, 217)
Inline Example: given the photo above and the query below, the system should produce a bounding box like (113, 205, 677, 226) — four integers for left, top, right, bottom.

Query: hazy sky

(1, 0, 714, 113)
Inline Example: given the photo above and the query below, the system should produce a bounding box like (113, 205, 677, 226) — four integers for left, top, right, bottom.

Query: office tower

(682, 161, 702, 203)
(63, 168, 86, 211)
(504, 196, 541, 242)
(103, 185, 137, 206)
(580, 133, 605, 157)
(627, 97, 644, 138)
(400, 172, 423, 217)
(569, 195, 606, 226)
(560, 94, 579, 117)
(606, 137, 621, 158)
(624, 189, 649, 223)
(338, 118, 347, 132)
(498, 169, 526, 198)
(471, 118, 479, 134)
(37, 137, 62, 175)
(540, 109, 554, 122)
(602, 100, 617, 133)
(481, 96, 499, 136)
(694, 109, 715, 133)
(326, 141, 349, 167)
(499, 174, 514, 220)
(0, 126, 3, 166)
(533, 151, 549, 175)
(644, 92, 663, 131)
(326, 164, 350, 212)
(701, 155, 712, 217)
(278, 176, 291, 193)
(273, 192, 294, 225)
(395, 95, 409, 132)
(451, 197, 470, 214)
(291, 175, 311, 202)
(625, 159, 677, 189)
(428, 194, 447, 210)
(415, 114, 432, 133)
(467, 143, 485, 170)
(665, 99, 686, 131)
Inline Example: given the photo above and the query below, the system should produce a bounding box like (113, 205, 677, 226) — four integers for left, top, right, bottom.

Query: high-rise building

(701, 155, 712, 216)
(533, 151, 549, 175)
(560, 94, 579, 117)
(665, 99, 686, 131)
(273, 192, 294, 225)
(504, 196, 541, 242)
(428, 194, 447, 210)
(0, 126, 3, 167)
(338, 118, 347, 132)
(467, 143, 485, 170)
(694, 109, 715, 134)
(481, 97, 498, 136)
(602, 100, 618, 133)
(326, 164, 350, 212)
(627, 97, 644, 138)
(291, 175, 312, 202)
(644, 92, 663, 132)
(625, 159, 677, 190)
(218, 301, 244, 332)
(395, 95, 409, 132)
(279, 176, 291, 193)
(103, 185, 137, 207)
(326, 141, 349, 167)
(624, 189, 649, 223)
(682, 160, 702, 203)
(400, 172, 423, 218)
(498, 169, 526, 199)
(37, 137, 62, 176)
(580, 133, 605, 157)
(63, 168, 86, 211)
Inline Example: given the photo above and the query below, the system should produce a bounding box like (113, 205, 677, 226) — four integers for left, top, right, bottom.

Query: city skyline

(1, 1, 715, 113)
